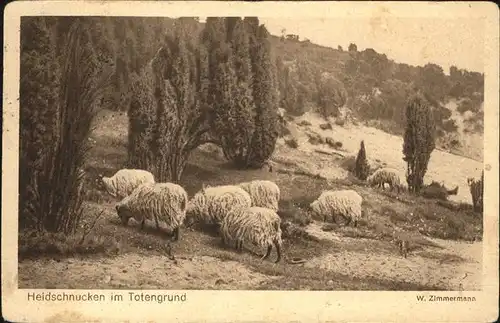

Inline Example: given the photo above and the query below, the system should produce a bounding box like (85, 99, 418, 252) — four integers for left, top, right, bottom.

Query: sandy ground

(18, 111, 483, 291)
(279, 112, 483, 204)
(304, 223, 483, 291)
(18, 232, 481, 291)
(19, 254, 276, 290)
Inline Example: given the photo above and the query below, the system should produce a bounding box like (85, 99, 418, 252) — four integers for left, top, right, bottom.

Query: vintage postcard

(2, 1, 499, 322)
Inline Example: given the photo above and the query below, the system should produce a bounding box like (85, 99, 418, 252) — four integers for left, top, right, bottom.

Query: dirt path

(19, 254, 276, 290)
(304, 223, 482, 291)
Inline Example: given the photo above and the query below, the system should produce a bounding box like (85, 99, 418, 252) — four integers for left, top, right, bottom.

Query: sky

(199, 17, 485, 75)
(259, 17, 485, 74)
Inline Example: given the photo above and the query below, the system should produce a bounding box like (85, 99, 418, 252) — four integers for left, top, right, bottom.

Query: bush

(468, 172, 483, 213)
(308, 133, 324, 145)
(285, 138, 299, 149)
(403, 94, 436, 193)
(298, 120, 312, 126)
(354, 140, 370, 180)
(334, 118, 345, 126)
(319, 123, 332, 130)
(19, 18, 113, 233)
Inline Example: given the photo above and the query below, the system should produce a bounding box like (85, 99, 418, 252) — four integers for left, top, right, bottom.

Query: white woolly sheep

(102, 169, 155, 199)
(220, 206, 283, 263)
(185, 184, 252, 227)
(238, 180, 280, 211)
(309, 189, 363, 226)
(115, 182, 188, 241)
(367, 168, 406, 193)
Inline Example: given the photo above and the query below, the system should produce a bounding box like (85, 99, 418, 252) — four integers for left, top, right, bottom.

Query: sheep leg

(154, 216, 160, 231)
(330, 211, 337, 224)
(344, 215, 351, 226)
(261, 245, 272, 260)
(236, 240, 243, 252)
(172, 227, 180, 241)
(140, 218, 146, 231)
(274, 239, 281, 263)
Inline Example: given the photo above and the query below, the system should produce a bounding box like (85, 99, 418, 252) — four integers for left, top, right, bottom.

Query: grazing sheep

(220, 206, 283, 263)
(115, 182, 188, 241)
(367, 168, 405, 193)
(238, 180, 280, 211)
(102, 169, 155, 199)
(310, 189, 363, 226)
(185, 184, 252, 227)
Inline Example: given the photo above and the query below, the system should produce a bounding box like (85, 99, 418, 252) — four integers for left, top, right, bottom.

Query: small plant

(354, 140, 370, 180)
(467, 171, 484, 213)
(319, 123, 332, 130)
(325, 137, 336, 148)
(307, 133, 324, 145)
(298, 120, 312, 126)
(403, 94, 436, 193)
(334, 118, 345, 126)
(285, 138, 299, 149)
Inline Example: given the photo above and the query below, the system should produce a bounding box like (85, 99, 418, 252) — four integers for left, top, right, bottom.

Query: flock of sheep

(100, 167, 406, 263)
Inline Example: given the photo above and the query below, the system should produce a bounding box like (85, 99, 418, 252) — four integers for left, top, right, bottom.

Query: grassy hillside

(270, 34, 484, 161)
(18, 109, 483, 290)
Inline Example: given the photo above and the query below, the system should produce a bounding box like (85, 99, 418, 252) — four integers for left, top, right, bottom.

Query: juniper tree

(246, 24, 280, 168)
(20, 18, 113, 233)
(354, 140, 370, 180)
(403, 93, 436, 193)
(127, 67, 157, 170)
(210, 18, 256, 167)
(128, 20, 211, 183)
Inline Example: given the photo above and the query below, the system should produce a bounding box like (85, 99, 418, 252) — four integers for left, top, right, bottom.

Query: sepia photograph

(2, 1, 499, 322)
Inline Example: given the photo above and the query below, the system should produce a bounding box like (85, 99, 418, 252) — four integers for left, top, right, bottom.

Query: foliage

(403, 94, 436, 193)
(354, 140, 370, 180)
(20, 18, 113, 233)
(316, 73, 348, 118)
(205, 18, 256, 167)
(202, 17, 279, 169)
(128, 20, 211, 183)
(468, 171, 484, 213)
(247, 24, 280, 168)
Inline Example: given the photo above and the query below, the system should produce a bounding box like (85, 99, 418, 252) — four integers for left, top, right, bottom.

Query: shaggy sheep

(310, 189, 363, 226)
(115, 182, 188, 241)
(102, 169, 155, 199)
(185, 184, 252, 227)
(220, 206, 283, 263)
(238, 180, 280, 211)
(367, 168, 406, 193)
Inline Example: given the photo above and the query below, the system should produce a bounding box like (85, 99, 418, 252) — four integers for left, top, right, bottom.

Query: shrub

(19, 18, 113, 233)
(354, 140, 370, 180)
(308, 133, 324, 145)
(298, 120, 312, 126)
(468, 171, 484, 213)
(334, 118, 345, 126)
(285, 138, 299, 149)
(403, 94, 436, 193)
(128, 22, 211, 183)
(319, 123, 332, 130)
